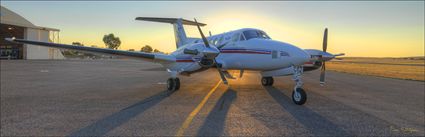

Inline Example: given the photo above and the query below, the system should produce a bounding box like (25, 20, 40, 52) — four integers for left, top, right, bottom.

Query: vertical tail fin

(135, 17, 206, 48)
(173, 19, 187, 48)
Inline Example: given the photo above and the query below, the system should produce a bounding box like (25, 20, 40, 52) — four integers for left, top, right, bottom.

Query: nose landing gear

(292, 66, 307, 105)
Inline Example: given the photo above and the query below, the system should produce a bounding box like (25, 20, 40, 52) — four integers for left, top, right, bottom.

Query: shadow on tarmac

(196, 88, 237, 136)
(264, 86, 352, 136)
(68, 90, 174, 136)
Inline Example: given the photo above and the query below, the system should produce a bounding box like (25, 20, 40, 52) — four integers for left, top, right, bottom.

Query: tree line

(63, 33, 164, 57)
(102, 33, 163, 53)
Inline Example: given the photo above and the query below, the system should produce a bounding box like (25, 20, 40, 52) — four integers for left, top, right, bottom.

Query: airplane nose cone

(261, 39, 310, 66)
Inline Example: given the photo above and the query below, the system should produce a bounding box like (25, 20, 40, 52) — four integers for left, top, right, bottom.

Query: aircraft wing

(5, 38, 175, 62)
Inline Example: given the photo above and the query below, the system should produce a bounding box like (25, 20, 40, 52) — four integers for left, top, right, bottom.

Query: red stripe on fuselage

(220, 51, 270, 54)
(176, 59, 194, 62)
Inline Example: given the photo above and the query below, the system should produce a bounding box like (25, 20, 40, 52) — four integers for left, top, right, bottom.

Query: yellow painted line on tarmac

(175, 80, 222, 136)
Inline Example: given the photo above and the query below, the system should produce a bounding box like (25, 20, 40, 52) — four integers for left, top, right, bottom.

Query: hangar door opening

(0, 24, 24, 59)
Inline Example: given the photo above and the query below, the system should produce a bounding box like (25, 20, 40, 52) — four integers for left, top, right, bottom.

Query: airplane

(5, 17, 344, 105)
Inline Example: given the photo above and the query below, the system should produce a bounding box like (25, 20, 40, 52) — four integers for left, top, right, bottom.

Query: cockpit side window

(231, 33, 240, 42)
(258, 31, 271, 39)
(243, 30, 259, 40)
(243, 30, 271, 40)
(239, 34, 246, 41)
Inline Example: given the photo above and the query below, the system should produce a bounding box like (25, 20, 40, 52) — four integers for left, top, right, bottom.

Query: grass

(327, 57, 424, 81)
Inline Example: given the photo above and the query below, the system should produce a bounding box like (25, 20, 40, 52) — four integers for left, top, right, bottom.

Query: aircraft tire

(261, 77, 273, 86)
(174, 78, 180, 90)
(261, 77, 269, 86)
(292, 88, 307, 105)
(167, 78, 175, 91)
(268, 77, 274, 86)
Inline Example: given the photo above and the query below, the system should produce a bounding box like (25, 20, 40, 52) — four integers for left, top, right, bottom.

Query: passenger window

(209, 38, 213, 44)
(217, 36, 224, 45)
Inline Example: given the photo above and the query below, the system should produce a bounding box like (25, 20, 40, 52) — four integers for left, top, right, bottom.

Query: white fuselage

(165, 28, 310, 75)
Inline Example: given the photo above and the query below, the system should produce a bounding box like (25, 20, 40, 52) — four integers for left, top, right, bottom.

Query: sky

(1, 1, 424, 57)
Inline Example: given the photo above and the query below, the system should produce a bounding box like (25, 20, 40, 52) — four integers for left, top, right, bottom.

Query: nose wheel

(292, 88, 306, 105)
(261, 77, 274, 86)
(167, 78, 180, 91)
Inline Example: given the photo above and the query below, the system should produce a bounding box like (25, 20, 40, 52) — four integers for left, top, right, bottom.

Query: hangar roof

(1, 6, 59, 31)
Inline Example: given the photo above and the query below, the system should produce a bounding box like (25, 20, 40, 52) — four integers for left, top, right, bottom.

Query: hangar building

(1, 6, 64, 59)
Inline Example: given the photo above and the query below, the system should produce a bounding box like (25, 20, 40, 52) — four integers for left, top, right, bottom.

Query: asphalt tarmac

(1, 59, 424, 136)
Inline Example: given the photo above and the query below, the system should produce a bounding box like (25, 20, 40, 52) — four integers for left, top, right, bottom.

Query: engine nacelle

(303, 61, 322, 71)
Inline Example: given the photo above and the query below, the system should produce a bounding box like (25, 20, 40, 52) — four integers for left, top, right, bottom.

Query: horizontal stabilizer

(135, 17, 206, 26)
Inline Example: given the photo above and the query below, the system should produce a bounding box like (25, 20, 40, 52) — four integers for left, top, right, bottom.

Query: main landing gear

(261, 77, 274, 86)
(167, 78, 180, 91)
(292, 66, 307, 105)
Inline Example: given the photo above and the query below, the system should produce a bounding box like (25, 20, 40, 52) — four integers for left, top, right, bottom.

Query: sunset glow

(2, 1, 424, 57)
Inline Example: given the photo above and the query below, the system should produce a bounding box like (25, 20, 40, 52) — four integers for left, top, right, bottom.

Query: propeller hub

(320, 52, 335, 61)
(202, 46, 220, 59)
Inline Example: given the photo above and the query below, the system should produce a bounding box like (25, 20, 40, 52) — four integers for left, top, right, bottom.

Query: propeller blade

(194, 18, 210, 47)
(333, 53, 345, 56)
(320, 61, 326, 86)
(323, 28, 328, 52)
(183, 48, 199, 55)
(215, 59, 228, 84)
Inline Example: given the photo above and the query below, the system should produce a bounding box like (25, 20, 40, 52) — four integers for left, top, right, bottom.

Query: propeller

(320, 28, 328, 86)
(193, 18, 228, 84)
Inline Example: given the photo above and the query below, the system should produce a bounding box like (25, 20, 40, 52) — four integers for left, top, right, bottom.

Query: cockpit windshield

(242, 30, 271, 40)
